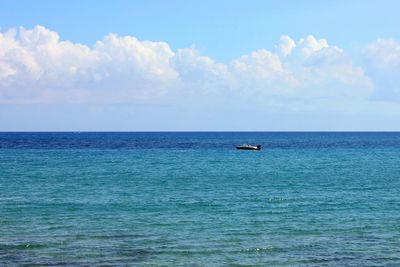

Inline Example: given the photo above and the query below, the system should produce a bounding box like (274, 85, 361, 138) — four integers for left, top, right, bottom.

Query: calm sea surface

(1, 132, 400, 266)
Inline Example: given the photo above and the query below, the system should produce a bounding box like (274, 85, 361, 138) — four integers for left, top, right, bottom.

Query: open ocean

(1, 132, 400, 266)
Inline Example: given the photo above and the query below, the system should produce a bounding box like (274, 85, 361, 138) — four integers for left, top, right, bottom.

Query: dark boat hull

(236, 146, 261, 150)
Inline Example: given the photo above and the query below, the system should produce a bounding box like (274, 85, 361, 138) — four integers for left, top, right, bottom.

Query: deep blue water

(1, 132, 400, 266)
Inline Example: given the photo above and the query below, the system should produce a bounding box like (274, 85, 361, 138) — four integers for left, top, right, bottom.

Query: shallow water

(1, 132, 400, 266)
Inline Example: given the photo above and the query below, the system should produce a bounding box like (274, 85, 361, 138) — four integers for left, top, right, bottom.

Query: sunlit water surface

(1, 132, 400, 266)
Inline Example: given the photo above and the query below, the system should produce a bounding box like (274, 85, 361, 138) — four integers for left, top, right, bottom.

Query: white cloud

(364, 38, 400, 101)
(299, 44, 372, 98)
(0, 26, 181, 103)
(0, 62, 16, 79)
(279, 35, 296, 57)
(365, 38, 400, 68)
(232, 49, 283, 76)
(172, 47, 229, 92)
(298, 35, 330, 58)
(226, 35, 371, 103)
(229, 49, 298, 100)
(0, 25, 397, 114)
(94, 33, 177, 82)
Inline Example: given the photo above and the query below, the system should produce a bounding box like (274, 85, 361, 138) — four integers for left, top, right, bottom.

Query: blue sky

(1, 1, 400, 130)
(2, 0, 399, 61)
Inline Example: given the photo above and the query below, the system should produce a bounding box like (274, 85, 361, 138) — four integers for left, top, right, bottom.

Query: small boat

(236, 144, 261, 150)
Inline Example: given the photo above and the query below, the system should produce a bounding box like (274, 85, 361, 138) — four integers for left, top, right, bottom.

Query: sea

(1, 132, 400, 266)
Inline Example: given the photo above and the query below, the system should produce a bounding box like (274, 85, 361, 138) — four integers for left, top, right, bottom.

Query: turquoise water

(1, 132, 400, 266)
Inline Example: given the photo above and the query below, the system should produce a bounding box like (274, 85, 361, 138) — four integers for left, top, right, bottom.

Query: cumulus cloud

(94, 34, 177, 82)
(172, 47, 230, 94)
(0, 26, 178, 103)
(279, 35, 296, 57)
(228, 35, 371, 103)
(232, 49, 283, 76)
(0, 25, 397, 113)
(0, 62, 16, 79)
(364, 38, 400, 101)
(298, 35, 330, 58)
(365, 38, 400, 67)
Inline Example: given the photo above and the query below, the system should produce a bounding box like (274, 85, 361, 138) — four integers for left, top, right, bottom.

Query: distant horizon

(2, 130, 400, 133)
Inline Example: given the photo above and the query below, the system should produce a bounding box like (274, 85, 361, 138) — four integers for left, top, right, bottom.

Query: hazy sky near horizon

(1, 0, 400, 131)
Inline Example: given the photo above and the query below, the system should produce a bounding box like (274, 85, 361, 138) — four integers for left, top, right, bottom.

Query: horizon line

(1, 130, 400, 133)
